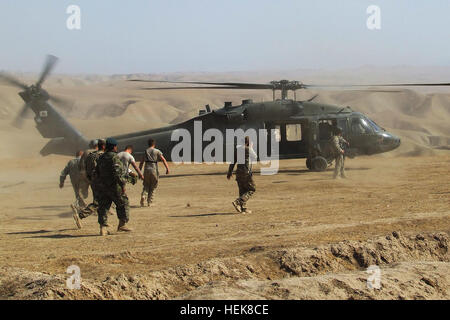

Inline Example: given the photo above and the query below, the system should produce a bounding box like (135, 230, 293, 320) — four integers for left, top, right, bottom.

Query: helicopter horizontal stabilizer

(40, 137, 80, 156)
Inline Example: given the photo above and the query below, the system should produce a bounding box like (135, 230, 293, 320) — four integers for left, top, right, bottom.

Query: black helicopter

(1, 55, 448, 171)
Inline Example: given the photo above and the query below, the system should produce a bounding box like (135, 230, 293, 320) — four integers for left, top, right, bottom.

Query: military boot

(70, 204, 82, 229)
(117, 220, 133, 232)
(242, 208, 252, 214)
(232, 199, 242, 213)
(99, 225, 110, 236)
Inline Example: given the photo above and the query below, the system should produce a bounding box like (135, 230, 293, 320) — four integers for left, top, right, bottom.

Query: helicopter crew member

(96, 138, 131, 235)
(118, 145, 144, 186)
(330, 127, 347, 179)
(139, 138, 170, 207)
(227, 136, 257, 214)
(72, 139, 106, 229)
(60, 150, 88, 209)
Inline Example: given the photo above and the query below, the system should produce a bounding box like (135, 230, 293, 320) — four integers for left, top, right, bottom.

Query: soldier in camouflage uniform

(330, 127, 347, 179)
(96, 138, 131, 236)
(78, 139, 98, 189)
(60, 150, 88, 209)
(227, 137, 257, 214)
(71, 139, 106, 229)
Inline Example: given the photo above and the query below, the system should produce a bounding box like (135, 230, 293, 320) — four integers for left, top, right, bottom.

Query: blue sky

(0, 0, 449, 74)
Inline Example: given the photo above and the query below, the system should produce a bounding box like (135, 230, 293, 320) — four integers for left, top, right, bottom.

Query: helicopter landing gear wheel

(306, 158, 311, 170)
(311, 156, 328, 172)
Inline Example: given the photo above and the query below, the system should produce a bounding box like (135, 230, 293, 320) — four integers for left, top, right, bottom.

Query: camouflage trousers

(126, 173, 138, 185)
(78, 181, 100, 219)
(72, 179, 89, 209)
(235, 172, 256, 209)
(333, 154, 345, 178)
(97, 184, 130, 227)
(141, 170, 158, 204)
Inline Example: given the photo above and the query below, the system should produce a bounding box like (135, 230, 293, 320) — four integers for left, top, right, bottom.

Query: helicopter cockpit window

(366, 118, 382, 132)
(286, 124, 302, 141)
(351, 118, 373, 134)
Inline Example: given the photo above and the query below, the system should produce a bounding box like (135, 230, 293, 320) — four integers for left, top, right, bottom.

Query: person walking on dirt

(227, 136, 257, 214)
(71, 139, 106, 229)
(96, 138, 131, 235)
(118, 145, 144, 186)
(139, 138, 170, 207)
(60, 150, 88, 209)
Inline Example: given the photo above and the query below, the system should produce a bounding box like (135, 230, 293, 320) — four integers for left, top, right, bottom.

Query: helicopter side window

(273, 125, 281, 142)
(286, 124, 302, 141)
(351, 118, 373, 134)
(318, 120, 333, 140)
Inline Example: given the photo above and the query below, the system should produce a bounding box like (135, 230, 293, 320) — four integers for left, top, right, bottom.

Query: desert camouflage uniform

(330, 135, 345, 178)
(77, 150, 104, 219)
(96, 151, 129, 227)
(60, 157, 88, 208)
(228, 145, 257, 211)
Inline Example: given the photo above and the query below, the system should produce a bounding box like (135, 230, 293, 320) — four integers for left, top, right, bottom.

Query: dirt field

(0, 154, 449, 299)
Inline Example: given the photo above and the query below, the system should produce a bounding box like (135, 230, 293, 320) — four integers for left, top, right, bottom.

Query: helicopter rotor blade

(0, 72, 28, 90)
(49, 95, 74, 112)
(36, 54, 58, 87)
(12, 103, 32, 128)
(305, 82, 450, 88)
(139, 85, 271, 90)
(129, 79, 273, 90)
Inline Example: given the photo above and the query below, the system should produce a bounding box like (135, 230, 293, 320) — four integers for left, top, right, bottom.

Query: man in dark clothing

(227, 137, 257, 214)
(96, 138, 131, 236)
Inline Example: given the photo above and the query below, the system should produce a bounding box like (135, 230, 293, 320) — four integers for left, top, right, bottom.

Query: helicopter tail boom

(33, 101, 88, 156)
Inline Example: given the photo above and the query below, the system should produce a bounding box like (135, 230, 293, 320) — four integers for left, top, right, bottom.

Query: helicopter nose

(379, 133, 401, 151)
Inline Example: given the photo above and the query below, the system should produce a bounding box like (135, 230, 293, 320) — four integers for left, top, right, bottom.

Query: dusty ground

(0, 69, 449, 299)
(0, 154, 449, 299)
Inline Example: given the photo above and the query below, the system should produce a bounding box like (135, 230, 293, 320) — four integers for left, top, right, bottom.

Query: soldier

(139, 138, 170, 207)
(60, 150, 88, 209)
(96, 138, 131, 235)
(79, 139, 98, 187)
(71, 139, 106, 229)
(330, 127, 347, 179)
(118, 145, 144, 186)
(227, 136, 257, 214)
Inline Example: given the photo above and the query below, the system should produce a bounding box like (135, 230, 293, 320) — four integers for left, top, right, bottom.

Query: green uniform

(78, 150, 104, 219)
(330, 135, 345, 178)
(60, 157, 89, 208)
(96, 151, 129, 227)
(78, 148, 95, 185)
(228, 145, 257, 210)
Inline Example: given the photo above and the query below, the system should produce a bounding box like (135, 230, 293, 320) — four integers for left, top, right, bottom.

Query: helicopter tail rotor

(0, 55, 73, 127)
(36, 55, 58, 87)
(11, 103, 32, 128)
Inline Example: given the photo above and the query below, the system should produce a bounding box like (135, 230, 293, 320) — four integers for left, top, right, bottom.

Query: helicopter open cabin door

(265, 122, 308, 159)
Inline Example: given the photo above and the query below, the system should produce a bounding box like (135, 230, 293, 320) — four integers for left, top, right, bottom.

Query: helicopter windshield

(351, 117, 373, 134)
(365, 118, 383, 132)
